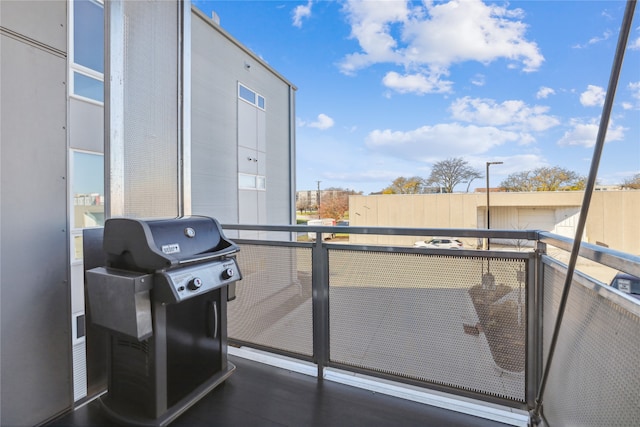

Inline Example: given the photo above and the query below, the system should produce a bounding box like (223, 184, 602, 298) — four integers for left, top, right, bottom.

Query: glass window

(239, 173, 256, 189)
(239, 83, 266, 110)
(239, 85, 256, 104)
(73, 0, 104, 73)
(73, 72, 104, 102)
(72, 151, 105, 228)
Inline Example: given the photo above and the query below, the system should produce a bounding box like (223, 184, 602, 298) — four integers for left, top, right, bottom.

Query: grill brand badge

(185, 227, 196, 238)
(162, 244, 180, 254)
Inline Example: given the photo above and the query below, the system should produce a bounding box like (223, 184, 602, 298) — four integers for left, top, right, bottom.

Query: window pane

(73, 151, 105, 228)
(257, 95, 265, 109)
(239, 85, 256, 104)
(74, 235, 84, 260)
(74, 72, 104, 103)
(239, 174, 256, 189)
(256, 176, 266, 189)
(74, 0, 104, 73)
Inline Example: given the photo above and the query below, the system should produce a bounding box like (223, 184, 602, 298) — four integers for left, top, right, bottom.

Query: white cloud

(630, 36, 640, 50)
(467, 153, 548, 175)
(580, 85, 606, 107)
(557, 118, 626, 147)
(471, 74, 486, 87)
(449, 97, 560, 132)
(628, 81, 640, 108)
(573, 30, 612, 49)
(305, 113, 335, 130)
(339, 0, 544, 94)
(365, 123, 521, 161)
(292, 0, 313, 28)
(382, 71, 452, 94)
(536, 86, 555, 99)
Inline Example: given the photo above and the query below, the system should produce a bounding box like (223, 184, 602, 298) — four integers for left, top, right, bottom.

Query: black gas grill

(86, 216, 242, 426)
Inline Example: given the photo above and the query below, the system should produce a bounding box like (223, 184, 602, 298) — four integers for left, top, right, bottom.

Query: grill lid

(103, 216, 238, 272)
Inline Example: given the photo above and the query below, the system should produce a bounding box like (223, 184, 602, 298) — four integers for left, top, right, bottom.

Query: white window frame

(69, 0, 105, 105)
(239, 173, 267, 191)
(69, 149, 105, 265)
(238, 82, 266, 111)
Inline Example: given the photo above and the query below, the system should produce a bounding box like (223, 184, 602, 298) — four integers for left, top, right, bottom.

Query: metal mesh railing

(540, 258, 640, 426)
(328, 249, 527, 402)
(227, 234, 531, 404)
(228, 243, 313, 357)
(224, 225, 640, 421)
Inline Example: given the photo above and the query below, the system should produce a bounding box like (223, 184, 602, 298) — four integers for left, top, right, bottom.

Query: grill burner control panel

(154, 258, 241, 304)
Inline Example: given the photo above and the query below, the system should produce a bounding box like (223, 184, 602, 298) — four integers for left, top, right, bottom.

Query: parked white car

(414, 238, 464, 249)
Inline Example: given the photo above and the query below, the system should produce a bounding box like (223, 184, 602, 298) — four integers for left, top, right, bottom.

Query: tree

(427, 158, 482, 193)
(621, 173, 640, 190)
(500, 166, 586, 192)
(318, 188, 361, 220)
(296, 197, 312, 214)
(381, 176, 429, 194)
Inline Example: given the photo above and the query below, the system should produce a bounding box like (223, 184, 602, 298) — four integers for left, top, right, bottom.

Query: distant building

(349, 191, 640, 255)
(296, 189, 356, 211)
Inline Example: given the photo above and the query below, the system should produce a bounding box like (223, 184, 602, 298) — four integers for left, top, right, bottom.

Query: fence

(223, 224, 640, 425)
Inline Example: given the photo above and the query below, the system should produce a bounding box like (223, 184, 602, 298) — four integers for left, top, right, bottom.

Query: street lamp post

(316, 180, 322, 218)
(486, 161, 503, 249)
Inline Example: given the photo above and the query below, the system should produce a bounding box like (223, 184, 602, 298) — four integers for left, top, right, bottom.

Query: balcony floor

(48, 355, 512, 427)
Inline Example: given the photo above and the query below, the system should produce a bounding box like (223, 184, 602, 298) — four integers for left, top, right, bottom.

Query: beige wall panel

(349, 191, 640, 254)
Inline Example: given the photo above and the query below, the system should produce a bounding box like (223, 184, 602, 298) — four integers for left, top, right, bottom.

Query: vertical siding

(1, 1, 72, 423)
(190, 10, 294, 226)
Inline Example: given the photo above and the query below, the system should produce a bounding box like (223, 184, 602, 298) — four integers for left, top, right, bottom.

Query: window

(239, 173, 266, 190)
(71, 0, 104, 103)
(73, 0, 104, 73)
(72, 151, 105, 229)
(238, 83, 266, 110)
(239, 84, 256, 104)
(73, 72, 104, 103)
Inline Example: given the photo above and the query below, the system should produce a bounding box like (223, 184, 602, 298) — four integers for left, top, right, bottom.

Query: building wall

(1, 1, 72, 425)
(190, 8, 296, 229)
(349, 191, 640, 254)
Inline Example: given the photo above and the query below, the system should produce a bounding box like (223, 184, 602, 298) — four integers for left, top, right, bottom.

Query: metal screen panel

(123, 1, 178, 217)
(541, 259, 640, 426)
(541, 260, 565, 372)
(108, 1, 180, 218)
(228, 244, 313, 357)
(329, 250, 527, 402)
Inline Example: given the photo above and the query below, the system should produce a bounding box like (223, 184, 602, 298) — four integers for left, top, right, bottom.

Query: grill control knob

(188, 277, 203, 291)
(222, 268, 234, 280)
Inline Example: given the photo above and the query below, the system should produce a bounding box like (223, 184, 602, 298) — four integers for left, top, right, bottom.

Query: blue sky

(193, 0, 640, 194)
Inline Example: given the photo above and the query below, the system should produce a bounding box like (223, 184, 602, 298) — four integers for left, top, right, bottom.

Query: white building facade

(1, 1, 296, 424)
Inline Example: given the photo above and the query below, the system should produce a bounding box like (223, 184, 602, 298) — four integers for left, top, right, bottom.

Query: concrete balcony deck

(47, 355, 514, 427)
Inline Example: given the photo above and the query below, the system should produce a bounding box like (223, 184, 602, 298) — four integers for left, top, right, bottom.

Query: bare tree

(427, 158, 482, 193)
(500, 166, 585, 191)
(621, 173, 640, 190)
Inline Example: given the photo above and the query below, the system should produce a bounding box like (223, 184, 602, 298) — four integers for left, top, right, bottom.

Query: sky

(192, 0, 640, 194)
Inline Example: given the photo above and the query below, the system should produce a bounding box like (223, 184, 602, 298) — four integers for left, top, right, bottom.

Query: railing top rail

(222, 224, 540, 240)
(539, 231, 640, 277)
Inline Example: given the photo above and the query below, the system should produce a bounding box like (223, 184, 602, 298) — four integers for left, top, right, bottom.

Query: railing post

(529, 241, 547, 416)
(312, 237, 330, 379)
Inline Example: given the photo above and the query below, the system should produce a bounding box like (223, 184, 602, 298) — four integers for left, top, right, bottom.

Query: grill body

(86, 216, 241, 425)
